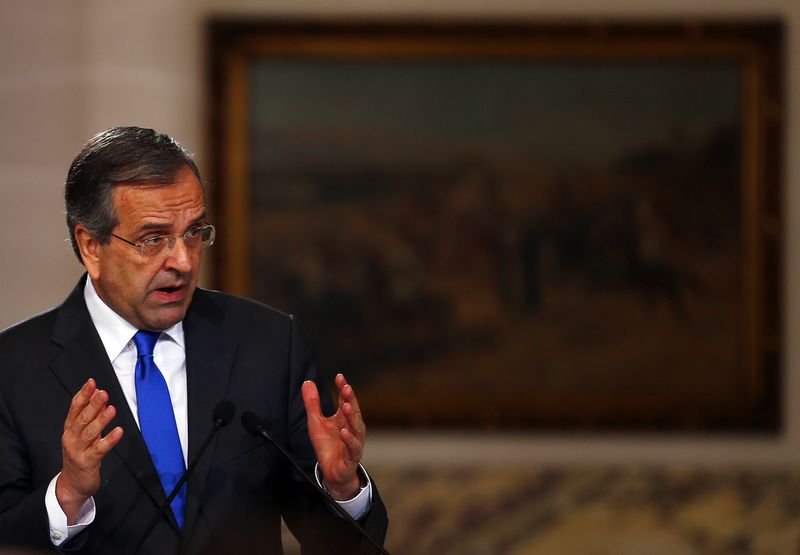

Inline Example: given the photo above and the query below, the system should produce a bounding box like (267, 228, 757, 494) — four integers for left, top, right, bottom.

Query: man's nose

(163, 236, 194, 272)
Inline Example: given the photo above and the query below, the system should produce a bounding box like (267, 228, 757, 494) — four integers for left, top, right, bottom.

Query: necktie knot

(133, 330, 160, 358)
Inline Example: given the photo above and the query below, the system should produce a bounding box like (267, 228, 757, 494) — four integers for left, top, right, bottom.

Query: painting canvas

(209, 22, 782, 429)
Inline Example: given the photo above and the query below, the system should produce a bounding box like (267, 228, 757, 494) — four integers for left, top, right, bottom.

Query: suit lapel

(181, 289, 237, 535)
(48, 276, 178, 530)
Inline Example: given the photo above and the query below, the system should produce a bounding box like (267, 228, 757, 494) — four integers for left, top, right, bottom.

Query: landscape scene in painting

(246, 59, 745, 428)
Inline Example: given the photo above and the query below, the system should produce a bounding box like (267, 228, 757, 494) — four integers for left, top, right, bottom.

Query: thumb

(301, 380, 323, 423)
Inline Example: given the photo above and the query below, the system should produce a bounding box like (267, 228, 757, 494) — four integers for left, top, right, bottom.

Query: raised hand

(56, 378, 124, 523)
(301, 373, 365, 500)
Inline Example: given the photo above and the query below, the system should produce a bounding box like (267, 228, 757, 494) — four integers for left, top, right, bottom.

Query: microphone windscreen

(213, 400, 236, 426)
(241, 411, 263, 437)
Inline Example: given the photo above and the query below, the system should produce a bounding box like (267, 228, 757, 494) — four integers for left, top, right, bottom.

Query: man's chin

(139, 305, 189, 332)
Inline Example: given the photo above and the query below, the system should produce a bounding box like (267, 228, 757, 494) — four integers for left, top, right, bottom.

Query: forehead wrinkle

(122, 202, 204, 231)
(113, 179, 205, 234)
(133, 210, 207, 235)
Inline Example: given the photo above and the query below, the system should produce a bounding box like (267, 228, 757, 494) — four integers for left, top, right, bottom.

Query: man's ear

(74, 225, 102, 280)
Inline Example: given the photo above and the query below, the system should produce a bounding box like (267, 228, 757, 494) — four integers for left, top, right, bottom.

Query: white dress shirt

(45, 278, 370, 546)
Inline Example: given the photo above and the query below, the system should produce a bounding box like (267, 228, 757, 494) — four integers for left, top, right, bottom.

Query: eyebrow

(134, 213, 208, 236)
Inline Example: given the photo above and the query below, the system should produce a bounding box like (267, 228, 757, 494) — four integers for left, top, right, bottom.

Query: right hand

(56, 378, 124, 523)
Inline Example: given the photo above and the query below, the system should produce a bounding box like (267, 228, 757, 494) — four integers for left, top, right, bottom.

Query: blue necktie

(133, 331, 186, 529)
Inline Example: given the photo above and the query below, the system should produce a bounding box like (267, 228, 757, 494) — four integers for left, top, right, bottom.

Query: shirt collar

(83, 277, 185, 362)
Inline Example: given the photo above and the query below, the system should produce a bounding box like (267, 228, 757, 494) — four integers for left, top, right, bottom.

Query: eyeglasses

(110, 224, 216, 257)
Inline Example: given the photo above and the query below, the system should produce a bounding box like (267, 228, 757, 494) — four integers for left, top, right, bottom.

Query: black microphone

(130, 400, 236, 555)
(240, 411, 390, 555)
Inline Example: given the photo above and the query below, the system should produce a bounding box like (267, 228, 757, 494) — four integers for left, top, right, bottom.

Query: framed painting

(207, 20, 783, 430)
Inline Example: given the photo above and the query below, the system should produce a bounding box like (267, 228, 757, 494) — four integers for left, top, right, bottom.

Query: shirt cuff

(45, 473, 96, 546)
(314, 463, 373, 520)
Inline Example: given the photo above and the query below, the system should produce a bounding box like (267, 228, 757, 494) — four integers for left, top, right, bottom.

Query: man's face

(83, 167, 206, 331)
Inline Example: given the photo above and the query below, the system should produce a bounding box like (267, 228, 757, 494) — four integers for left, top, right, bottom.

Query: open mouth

(153, 285, 185, 300)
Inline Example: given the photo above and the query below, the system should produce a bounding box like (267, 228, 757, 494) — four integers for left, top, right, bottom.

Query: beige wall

(1, 0, 798, 465)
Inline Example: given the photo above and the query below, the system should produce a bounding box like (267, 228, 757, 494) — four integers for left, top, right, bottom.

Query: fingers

(341, 403, 366, 439)
(335, 373, 361, 415)
(81, 402, 114, 446)
(301, 380, 323, 423)
(336, 374, 366, 439)
(91, 425, 124, 461)
(68, 388, 109, 446)
(63, 379, 122, 460)
(64, 378, 96, 431)
(338, 426, 363, 463)
(303, 374, 366, 442)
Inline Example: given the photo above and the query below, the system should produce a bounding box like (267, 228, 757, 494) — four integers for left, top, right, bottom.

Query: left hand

(302, 373, 365, 500)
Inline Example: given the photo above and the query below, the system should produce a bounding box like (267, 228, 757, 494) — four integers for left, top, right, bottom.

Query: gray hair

(64, 126, 201, 263)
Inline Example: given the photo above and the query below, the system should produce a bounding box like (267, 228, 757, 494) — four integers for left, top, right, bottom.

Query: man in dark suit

(0, 127, 387, 554)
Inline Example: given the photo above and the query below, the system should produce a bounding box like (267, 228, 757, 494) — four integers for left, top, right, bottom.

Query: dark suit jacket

(0, 276, 388, 554)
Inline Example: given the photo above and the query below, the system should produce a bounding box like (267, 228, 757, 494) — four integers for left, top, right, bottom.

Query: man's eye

(142, 236, 165, 247)
(185, 227, 202, 239)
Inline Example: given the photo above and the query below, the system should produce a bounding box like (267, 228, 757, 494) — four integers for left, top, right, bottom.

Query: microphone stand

(130, 401, 235, 555)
